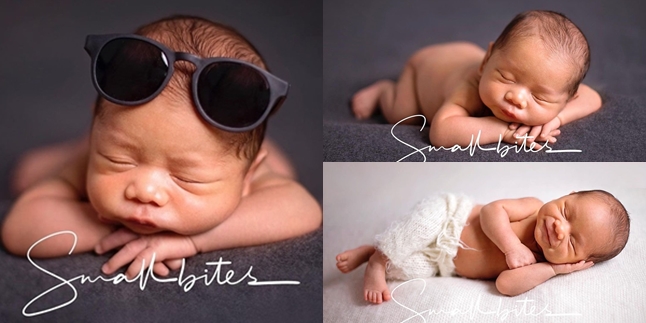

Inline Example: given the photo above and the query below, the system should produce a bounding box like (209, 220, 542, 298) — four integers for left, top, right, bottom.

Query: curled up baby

(336, 191, 629, 303)
(351, 10, 602, 149)
(2, 15, 321, 278)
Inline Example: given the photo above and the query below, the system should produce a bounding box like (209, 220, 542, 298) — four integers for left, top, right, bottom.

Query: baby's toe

(383, 289, 391, 302)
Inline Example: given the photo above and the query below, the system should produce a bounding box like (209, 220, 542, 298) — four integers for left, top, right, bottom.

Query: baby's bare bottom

(351, 42, 485, 125)
(11, 136, 295, 196)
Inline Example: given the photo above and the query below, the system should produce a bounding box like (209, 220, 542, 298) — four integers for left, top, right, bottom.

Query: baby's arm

(97, 167, 321, 277)
(557, 84, 603, 126)
(480, 198, 544, 268)
(430, 81, 517, 147)
(496, 261, 594, 296)
(191, 166, 321, 252)
(1, 151, 115, 257)
(514, 84, 602, 142)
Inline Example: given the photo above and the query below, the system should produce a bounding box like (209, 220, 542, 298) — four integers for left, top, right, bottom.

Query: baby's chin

(120, 222, 165, 235)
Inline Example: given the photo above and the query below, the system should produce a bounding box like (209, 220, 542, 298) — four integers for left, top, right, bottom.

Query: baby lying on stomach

(336, 191, 629, 303)
(352, 10, 602, 149)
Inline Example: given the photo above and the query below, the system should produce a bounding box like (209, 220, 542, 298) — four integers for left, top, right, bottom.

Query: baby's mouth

(123, 217, 158, 228)
(544, 221, 552, 247)
(501, 108, 516, 120)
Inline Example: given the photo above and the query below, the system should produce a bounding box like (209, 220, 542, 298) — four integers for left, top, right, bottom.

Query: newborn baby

(2, 15, 321, 278)
(352, 10, 602, 148)
(336, 191, 629, 303)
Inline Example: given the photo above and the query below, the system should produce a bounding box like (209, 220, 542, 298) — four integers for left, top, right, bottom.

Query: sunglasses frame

(85, 34, 289, 132)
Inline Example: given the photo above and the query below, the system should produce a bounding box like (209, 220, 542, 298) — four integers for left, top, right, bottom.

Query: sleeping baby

(351, 10, 602, 148)
(336, 191, 629, 303)
(2, 15, 321, 278)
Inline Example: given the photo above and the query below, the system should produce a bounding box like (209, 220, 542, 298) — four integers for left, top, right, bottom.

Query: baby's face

(86, 95, 250, 235)
(479, 37, 574, 126)
(534, 193, 613, 264)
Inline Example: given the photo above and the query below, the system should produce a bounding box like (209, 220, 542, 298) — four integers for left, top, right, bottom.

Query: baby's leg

(336, 245, 375, 273)
(11, 136, 89, 195)
(363, 248, 391, 304)
(351, 60, 422, 125)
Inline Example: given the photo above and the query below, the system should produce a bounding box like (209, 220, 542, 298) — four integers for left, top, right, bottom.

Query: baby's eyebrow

(534, 84, 560, 96)
(168, 155, 208, 168)
(100, 131, 139, 152)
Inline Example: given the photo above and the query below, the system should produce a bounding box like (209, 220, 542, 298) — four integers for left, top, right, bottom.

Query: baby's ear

(479, 41, 494, 75)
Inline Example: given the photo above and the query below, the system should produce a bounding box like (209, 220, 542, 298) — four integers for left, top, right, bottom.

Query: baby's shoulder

(445, 66, 485, 113)
(57, 150, 90, 199)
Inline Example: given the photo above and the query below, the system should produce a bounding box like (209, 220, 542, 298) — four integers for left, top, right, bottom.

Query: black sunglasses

(85, 34, 289, 132)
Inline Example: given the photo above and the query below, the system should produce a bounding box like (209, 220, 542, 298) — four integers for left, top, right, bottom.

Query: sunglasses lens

(197, 62, 270, 128)
(96, 38, 169, 102)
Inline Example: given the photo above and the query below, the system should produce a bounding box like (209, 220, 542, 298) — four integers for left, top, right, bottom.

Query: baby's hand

(509, 117, 562, 147)
(95, 228, 198, 278)
(551, 260, 594, 275)
(504, 243, 537, 269)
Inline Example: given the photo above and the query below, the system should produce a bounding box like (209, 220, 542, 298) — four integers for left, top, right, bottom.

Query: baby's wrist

(502, 239, 524, 255)
(188, 236, 201, 254)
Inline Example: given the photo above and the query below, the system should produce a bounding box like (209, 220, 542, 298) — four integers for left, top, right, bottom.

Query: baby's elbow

(495, 274, 522, 297)
(428, 125, 450, 147)
(286, 183, 321, 236)
(1, 219, 27, 256)
(300, 195, 322, 234)
(592, 90, 603, 113)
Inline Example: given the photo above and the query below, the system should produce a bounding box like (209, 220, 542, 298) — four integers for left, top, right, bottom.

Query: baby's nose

(505, 91, 527, 109)
(125, 171, 170, 207)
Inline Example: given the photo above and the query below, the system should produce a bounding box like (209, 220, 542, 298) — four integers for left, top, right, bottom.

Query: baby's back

(454, 205, 538, 279)
(409, 42, 485, 118)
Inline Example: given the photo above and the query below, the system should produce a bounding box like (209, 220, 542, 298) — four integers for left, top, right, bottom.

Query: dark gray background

(323, 0, 646, 161)
(0, 1, 321, 322)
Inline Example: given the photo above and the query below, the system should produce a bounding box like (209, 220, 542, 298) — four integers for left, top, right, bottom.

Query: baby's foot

(336, 245, 374, 273)
(363, 251, 391, 304)
(351, 80, 392, 119)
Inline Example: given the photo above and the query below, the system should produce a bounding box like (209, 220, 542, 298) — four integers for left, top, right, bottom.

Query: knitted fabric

(375, 193, 473, 280)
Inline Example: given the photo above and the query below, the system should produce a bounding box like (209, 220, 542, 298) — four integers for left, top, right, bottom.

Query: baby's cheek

(174, 194, 239, 234)
(86, 174, 121, 214)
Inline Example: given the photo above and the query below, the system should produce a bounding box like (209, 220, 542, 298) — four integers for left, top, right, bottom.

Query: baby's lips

(544, 216, 557, 246)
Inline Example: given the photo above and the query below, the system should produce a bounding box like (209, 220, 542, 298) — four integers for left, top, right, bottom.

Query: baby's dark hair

(493, 10, 590, 98)
(573, 190, 630, 263)
(94, 15, 269, 161)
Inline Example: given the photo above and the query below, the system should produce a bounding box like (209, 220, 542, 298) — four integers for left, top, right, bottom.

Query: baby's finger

(101, 238, 147, 275)
(528, 126, 542, 143)
(514, 125, 531, 137)
(153, 262, 170, 277)
(125, 249, 156, 279)
(95, 228, 139, 255)
(579, 261, 594, 270)
(508, 123, 520, 130)
(550, 129, 561, 137)
(165, 259, 184, 271)
(125, 247, 171, 279)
